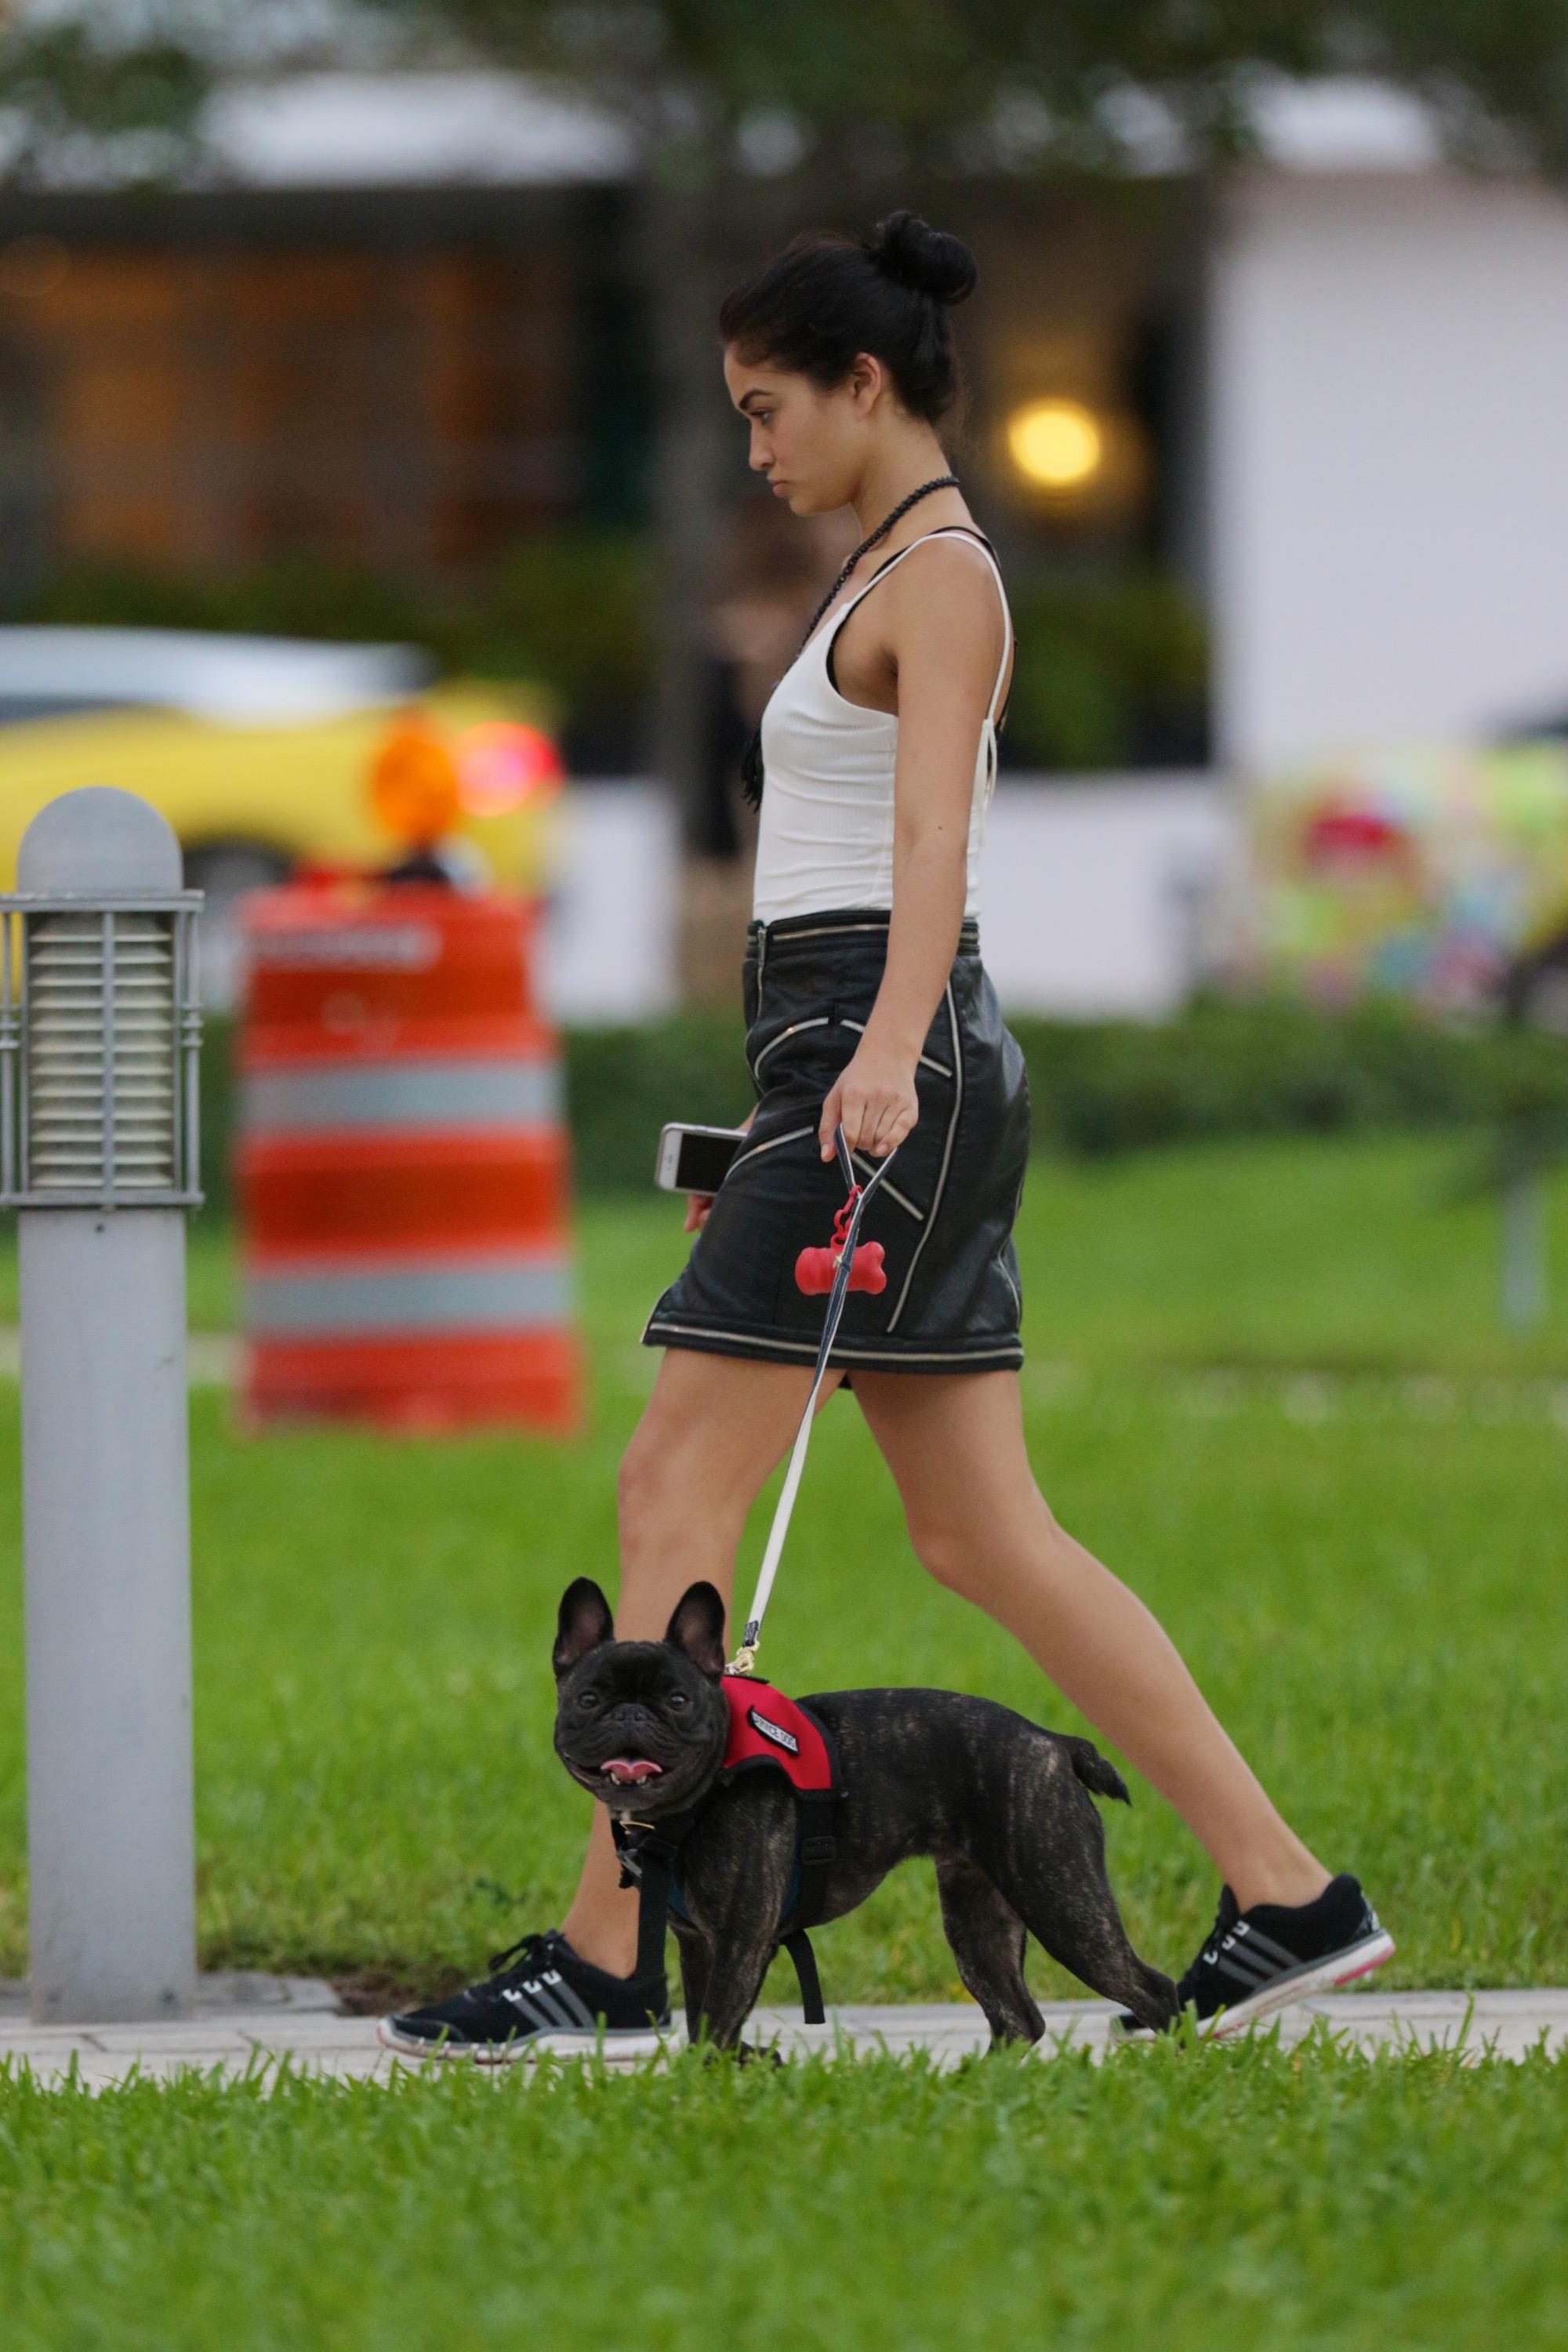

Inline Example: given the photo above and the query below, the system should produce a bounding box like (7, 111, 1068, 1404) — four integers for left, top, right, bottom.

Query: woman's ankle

(560, 1910, 641, 1980)
(1228, 1855, 1334, 1913)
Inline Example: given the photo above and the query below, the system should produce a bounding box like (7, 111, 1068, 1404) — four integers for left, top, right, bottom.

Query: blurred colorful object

(456, 720, 564, 819)
(367, 710, 464, 846)
(1250, 742, 1568, 1012)
(368, 713, 565, 844)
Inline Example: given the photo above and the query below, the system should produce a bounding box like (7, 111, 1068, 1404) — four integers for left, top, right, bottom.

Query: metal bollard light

(1, 788, 202, 2024)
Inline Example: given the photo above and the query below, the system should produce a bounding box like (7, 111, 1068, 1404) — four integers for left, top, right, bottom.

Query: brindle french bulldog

(553, 1577, 1178, 2049)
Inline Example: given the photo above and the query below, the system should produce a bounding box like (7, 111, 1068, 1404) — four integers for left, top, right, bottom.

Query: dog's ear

(554, 1578, 614, 1678)
(663, 1581, 727, 1679)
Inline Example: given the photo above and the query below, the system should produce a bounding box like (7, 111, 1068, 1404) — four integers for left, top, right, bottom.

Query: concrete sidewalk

(1, 1982, 1563, 2088)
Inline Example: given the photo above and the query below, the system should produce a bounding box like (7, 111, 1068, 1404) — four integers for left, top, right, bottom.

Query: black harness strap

(612, 1809, 836, 2026)
(793, 1789, 840, 1933)
(612, 1810, 701, 1992)
(612, 1703, 843, 2031)
(631, 1845, 672, 1987)
(782, 1930, 826, 2025)
(776, 1782, 841, 2024)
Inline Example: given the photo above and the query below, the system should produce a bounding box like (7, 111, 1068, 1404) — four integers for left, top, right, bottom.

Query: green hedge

(198, 998, 1568, 1215)
(1004, 572, 1209, 770)
(1008, 998, 1568, 1160)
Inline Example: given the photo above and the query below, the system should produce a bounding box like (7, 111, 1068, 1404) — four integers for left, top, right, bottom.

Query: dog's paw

(694, 2037, 784, 2069)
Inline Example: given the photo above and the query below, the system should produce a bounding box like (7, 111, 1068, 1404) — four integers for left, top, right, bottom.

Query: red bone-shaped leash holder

(795, 1185, 887, 1295)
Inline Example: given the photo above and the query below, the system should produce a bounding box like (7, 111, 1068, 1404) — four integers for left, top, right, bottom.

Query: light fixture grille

(27, 913, 177, 1191)
(0, 895, 202, 1209)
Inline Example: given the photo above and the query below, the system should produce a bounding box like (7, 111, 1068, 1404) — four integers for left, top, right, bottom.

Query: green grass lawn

(1014, 1129, 1568, 1375)
(2, 1130, 1566, 2350)
(2, 2039, 1564, 2352)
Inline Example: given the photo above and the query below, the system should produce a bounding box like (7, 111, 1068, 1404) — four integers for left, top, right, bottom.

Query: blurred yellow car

(0, 627, 563, 1005)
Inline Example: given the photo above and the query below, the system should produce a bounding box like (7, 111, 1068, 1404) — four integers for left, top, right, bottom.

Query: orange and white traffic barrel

(235, 877, 583, 1433)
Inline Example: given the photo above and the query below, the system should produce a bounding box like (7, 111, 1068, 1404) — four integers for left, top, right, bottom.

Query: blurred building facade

(0, 182, 619, 579)
(0, 74, 1203, 630)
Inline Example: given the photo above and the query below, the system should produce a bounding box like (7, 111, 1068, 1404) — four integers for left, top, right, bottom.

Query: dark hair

(717, 209, 977, 423)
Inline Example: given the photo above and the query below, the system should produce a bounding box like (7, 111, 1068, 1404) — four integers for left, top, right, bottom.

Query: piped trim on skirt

(639, 1312, 1024, 1372)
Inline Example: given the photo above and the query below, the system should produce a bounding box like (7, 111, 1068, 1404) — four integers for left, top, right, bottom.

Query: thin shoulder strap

(832, 526, 1012, 728)
(922, 527, 1013, 728)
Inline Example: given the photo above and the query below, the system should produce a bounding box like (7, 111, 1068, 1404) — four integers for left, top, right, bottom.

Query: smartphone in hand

(654, 1122, 751, 1197)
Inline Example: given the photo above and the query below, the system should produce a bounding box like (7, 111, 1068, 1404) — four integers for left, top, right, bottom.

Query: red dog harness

(611, 1678, 843, 2024)
(717, 1676, 836, 1791)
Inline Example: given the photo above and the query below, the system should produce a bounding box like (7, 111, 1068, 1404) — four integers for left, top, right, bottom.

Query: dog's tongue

(601, 1758, 662, 1786)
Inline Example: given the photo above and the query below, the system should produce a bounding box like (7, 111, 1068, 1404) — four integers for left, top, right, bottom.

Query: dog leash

(726, 1121, 902, 1677)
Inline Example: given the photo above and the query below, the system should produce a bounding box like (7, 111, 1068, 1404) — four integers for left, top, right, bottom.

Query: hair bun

(866, 209, 977, 307)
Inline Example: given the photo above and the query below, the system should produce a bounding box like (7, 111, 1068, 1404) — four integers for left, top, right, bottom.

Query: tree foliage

(354, 0, 1568, 175)
(4, 2, 1568, 178)
(0, 9, 212, 180)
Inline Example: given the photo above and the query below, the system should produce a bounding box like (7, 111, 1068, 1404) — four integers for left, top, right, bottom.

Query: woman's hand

(820, 1040, 919, 1161)
(684, 1104, 757, 1232)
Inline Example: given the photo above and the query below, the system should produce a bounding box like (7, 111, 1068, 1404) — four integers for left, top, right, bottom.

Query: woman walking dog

(386, 209, 1391, 2059)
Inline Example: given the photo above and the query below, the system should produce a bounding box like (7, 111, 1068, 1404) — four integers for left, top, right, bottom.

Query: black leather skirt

(640, 905, 1029, 1376)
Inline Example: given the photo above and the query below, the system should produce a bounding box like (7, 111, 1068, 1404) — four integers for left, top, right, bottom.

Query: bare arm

(818, 539, 1003, 1160)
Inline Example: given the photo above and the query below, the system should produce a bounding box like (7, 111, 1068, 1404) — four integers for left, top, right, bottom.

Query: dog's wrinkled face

(552, 1577, 730, 1818)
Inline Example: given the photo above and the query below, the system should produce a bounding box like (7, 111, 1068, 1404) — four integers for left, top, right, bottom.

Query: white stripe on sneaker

(1202, 1929, 1397, 2038)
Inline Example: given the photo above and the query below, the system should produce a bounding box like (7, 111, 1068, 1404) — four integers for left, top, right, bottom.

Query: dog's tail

(1065, 1736, 1131, 1806)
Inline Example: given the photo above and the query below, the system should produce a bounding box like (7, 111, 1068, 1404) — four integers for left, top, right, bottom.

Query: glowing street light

(1007, 397, 1105, 492)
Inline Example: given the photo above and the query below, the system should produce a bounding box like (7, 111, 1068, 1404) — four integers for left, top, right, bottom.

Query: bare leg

(561, 1346, 846, 1973)
(851, 1368, 1330, 1911)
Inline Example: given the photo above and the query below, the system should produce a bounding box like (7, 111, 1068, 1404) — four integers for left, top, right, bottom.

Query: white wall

(538, 782, 680, 1024)
(540, 779, 1235, 1025)
(981, 779, 1233, 1015)
(1209, 171, 1568, 771)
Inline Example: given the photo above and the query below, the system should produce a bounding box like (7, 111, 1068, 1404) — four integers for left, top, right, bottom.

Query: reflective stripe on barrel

(246, 1251, 573, 1337)
(241, 1057, 562, 1136)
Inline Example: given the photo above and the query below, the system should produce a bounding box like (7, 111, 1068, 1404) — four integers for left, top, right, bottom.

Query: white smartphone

(655, 1121, 751, 1196)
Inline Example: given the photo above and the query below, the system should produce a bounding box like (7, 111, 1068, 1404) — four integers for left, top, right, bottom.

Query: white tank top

(750, 524, 1014, 924)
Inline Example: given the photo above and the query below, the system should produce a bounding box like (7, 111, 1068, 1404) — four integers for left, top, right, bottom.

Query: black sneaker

(1121, 1873, 1395, 2040)
(377, 1929, 671, 2064)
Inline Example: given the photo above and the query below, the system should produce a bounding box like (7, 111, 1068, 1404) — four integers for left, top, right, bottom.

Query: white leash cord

(727, 1122, 902, 1675)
